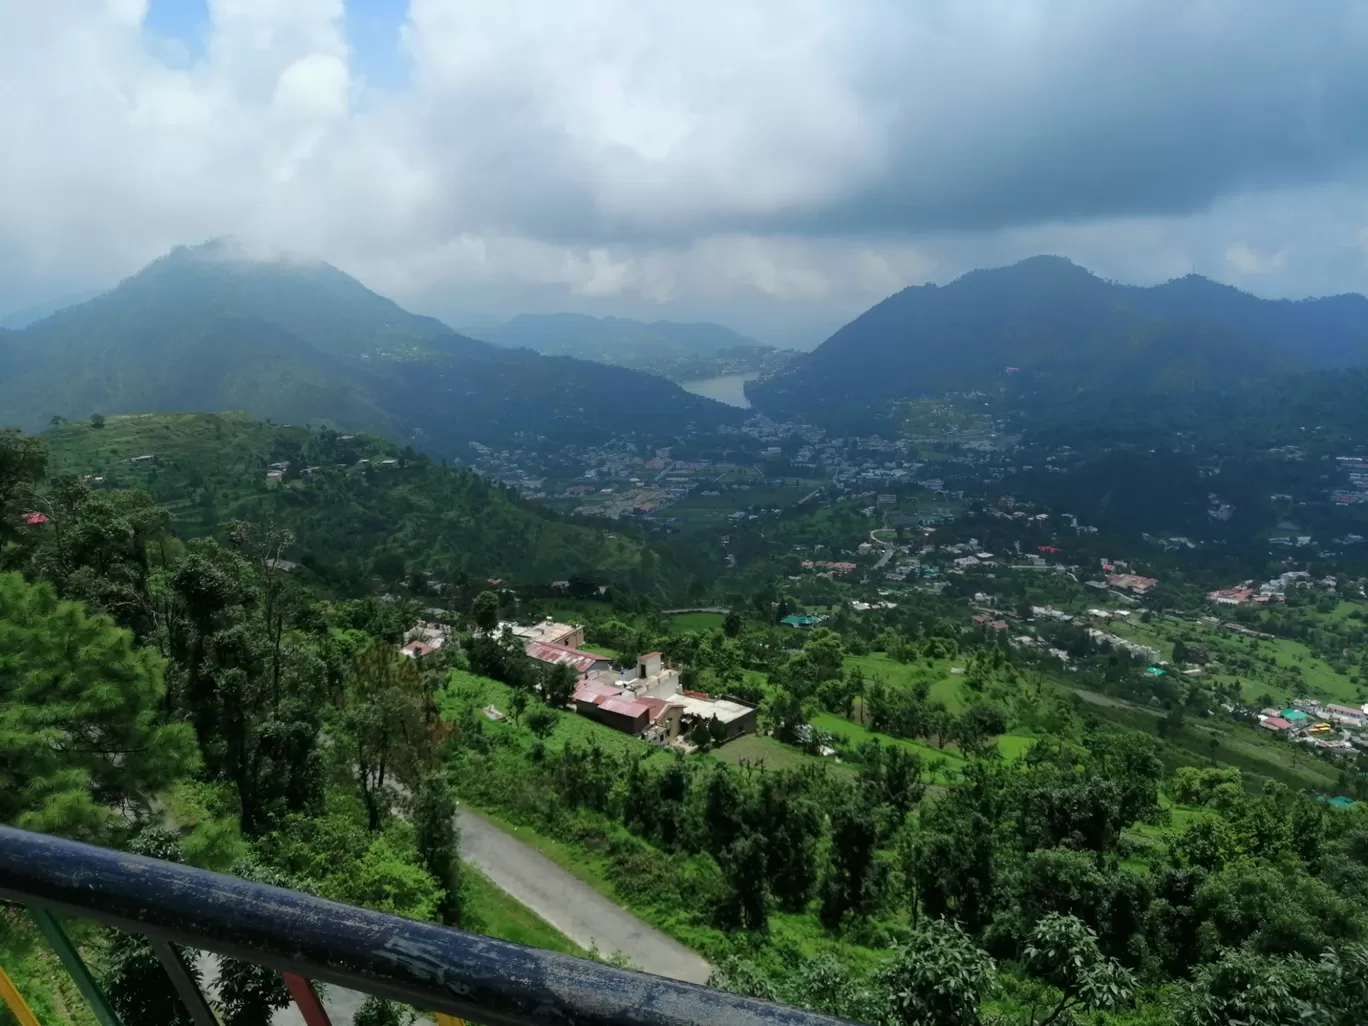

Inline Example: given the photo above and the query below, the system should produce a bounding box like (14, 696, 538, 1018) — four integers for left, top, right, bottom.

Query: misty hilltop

(0, 240, 740, 450)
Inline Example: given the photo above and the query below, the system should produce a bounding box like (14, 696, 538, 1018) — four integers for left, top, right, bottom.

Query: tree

(413, 772, 463, 927)
(723, 609, 744, 637)
(508, 689, 528, 725)
(878, 918, 997, 1026)
(89, 412, 106, 429)
(103, 828, 200, 1026)
(542, 660, 579, 708)
(371, 550, 406, 584)
(0, 572, 197, 842)
(472, 590, 500, 633)
(820, 801, 882, 928)
(0, 428, 47, 548)
(1020, 913, 1135, 1025)
(341, 640, 427, 831)
(716, 831, 769, 932)
(354, 997, 415, 1026)
(526, 707, 558, 739)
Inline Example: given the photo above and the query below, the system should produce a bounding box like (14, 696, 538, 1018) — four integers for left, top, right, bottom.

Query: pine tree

(414, 773, 464, 927)
(0, 572, 197, 842)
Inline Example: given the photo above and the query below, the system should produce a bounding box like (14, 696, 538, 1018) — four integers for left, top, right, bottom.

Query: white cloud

(4, 0, 1368, 339)
(1225, 243, 1289, 275)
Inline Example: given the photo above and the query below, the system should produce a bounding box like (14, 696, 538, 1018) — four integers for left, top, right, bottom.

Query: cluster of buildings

(503, 618, 759, 745)
(1207, 571, 1334, 606)
(1258, 699, 1368, 752)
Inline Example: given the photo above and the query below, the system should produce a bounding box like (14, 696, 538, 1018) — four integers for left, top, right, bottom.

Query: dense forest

(4, 413, 1368, 1025)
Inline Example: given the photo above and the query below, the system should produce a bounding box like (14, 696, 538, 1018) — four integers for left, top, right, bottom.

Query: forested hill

(747, 256, 1368, 423)
(0, 240, 738, 451)
(39, 412, 679, 595)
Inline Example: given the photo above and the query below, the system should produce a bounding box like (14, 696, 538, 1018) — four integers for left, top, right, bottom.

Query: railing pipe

(0, 825, 854, 1026)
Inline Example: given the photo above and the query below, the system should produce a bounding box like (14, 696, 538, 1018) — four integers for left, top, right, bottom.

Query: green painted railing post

(28, 907, 123, 1026)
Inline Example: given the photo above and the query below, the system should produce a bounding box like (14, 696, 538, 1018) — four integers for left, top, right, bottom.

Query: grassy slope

(845, 652, 970, 711)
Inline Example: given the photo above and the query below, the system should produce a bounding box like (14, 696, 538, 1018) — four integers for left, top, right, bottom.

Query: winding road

(256, 806, 711, 1025)
(457, 808, 712, 985)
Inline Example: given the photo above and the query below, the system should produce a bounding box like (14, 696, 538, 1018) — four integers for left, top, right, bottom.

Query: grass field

(710, 733, 856, 777)
(846, 652, 967, 711)
(463, 867, 586, 955)
(669, 612, 725, 633)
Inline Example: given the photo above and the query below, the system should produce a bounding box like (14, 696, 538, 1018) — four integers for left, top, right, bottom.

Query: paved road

(457, 808, 712, 985)
(870, 528, 895, 569)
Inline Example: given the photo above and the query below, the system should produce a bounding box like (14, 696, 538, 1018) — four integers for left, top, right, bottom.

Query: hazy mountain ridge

(479, 311, 795, 382)
(747, 256, 1368, 421)
(0, 241, 738, 449)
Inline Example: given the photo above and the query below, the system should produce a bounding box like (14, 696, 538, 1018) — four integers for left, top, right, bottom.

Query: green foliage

(414, 772, 463, 926)
(878, 918, 997, 1026)
(0, 572, 197, 842)
(353, 996, 416, 1026)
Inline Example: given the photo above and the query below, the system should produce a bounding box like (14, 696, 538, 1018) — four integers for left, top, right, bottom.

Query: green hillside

(0, 240, 737, 452)
(42, 412, 647, 589)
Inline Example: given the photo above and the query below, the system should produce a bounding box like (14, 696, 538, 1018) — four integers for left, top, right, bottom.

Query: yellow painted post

(435, 1014, 466, 1026)
(0, 966, 42, 1026)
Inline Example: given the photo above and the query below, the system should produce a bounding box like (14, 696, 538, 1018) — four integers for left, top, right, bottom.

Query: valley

(5, 250, 1368, 1026)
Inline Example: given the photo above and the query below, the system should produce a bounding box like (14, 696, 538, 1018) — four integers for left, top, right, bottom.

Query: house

(1106, 574, 1158, 594)
(1281, 708, 1310, 724)
(1260, 717, 1293, 732)
(573, 682, 657, 734)
(525, 641, 610, 675)
(400, 641, 436, 659)
(780, 614, 823, 629)
(505, 618, 586, 650)
(21, 512, 48, 525)
(637, 652, 664, 679)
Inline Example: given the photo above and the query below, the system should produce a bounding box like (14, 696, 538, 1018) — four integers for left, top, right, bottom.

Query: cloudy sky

(4, 0, 1368, 345)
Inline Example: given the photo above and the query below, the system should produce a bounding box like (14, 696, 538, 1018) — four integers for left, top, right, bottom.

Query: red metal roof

(22, 512, 48, 525)
(599, 697, 651, 720)
(1261, 717, 1293, 730)
(572, 681, 622, 704)
(526, 641, 599, 673)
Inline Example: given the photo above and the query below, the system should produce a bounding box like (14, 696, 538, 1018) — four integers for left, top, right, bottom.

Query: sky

(4, 1, 1368, 346)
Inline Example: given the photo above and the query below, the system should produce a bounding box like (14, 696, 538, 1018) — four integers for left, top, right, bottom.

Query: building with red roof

(525, 641, 609, 675)
(21, 512, 48, 525)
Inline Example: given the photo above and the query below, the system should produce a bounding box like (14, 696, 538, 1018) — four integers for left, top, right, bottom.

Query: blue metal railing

(0, 824, 852, 1026)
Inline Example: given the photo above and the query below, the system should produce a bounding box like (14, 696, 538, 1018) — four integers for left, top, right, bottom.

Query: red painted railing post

(282, 972, 333, 1026)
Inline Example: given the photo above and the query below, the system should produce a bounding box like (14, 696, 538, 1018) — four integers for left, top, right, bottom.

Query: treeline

(0, 427, 482, 1025)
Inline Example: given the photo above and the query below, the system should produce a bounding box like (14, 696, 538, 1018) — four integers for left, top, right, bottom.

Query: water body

(678, 372, 758, 408)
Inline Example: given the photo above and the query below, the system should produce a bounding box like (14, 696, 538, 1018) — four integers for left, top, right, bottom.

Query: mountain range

(747, 256, 1368, 421)
(0, 240, 737, 451)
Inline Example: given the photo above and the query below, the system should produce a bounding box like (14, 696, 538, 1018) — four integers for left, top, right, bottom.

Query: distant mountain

(478, 312, 793, 382)
(1124, 274, 1368, 370)
(0, 290, 102, 329)
(747, 256, 1368, 422)
(0, 241, 737, 449)
(483, 313, 761, 360)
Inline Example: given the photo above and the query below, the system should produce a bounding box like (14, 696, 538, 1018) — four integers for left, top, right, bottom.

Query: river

(678, 372, 758, 408)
